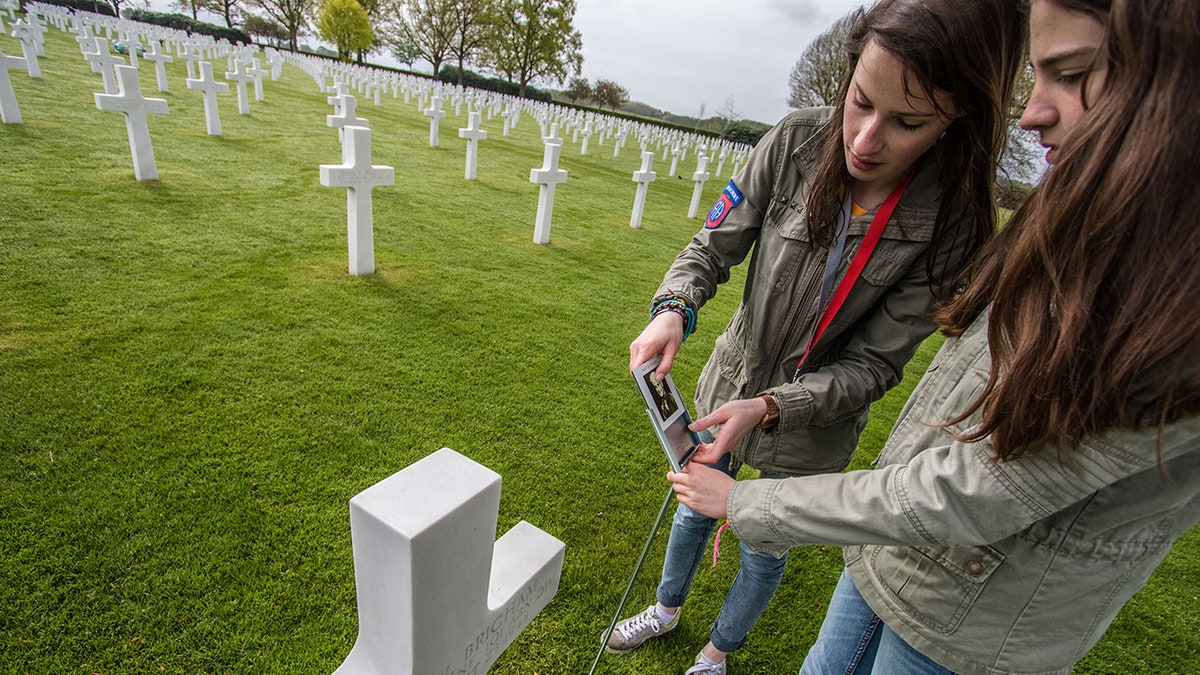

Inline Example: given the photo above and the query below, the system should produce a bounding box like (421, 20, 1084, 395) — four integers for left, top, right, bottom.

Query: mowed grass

(2, 23, 1197, 674)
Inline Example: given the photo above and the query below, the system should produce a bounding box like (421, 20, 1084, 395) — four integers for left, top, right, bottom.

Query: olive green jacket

(657, 107, 968, 475)
(727, 310, 1200, 674)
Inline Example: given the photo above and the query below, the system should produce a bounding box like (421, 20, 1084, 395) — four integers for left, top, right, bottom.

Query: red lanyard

(798, 170, 916, 369)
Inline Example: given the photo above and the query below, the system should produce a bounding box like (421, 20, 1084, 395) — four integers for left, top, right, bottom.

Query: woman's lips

(850, 152, 881, 172)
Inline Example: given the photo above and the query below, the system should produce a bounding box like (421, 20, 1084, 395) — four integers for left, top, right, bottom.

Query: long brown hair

(804, 0, 1028, 301)
(939, 0, 1200, 460)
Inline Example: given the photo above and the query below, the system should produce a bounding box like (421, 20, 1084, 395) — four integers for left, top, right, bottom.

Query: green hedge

(123, 8, 251, 45)
(35, 0, 115, 16)
(437, 65, 552, 103)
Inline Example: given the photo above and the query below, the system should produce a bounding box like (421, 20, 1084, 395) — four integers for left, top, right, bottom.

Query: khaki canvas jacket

(657, 107, 969, 475)
(727, 309, 1200, 674)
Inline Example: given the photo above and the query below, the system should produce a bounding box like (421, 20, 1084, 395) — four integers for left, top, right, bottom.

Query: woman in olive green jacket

(670, 1, 1200, 673)
(609, 1, 1028, 672)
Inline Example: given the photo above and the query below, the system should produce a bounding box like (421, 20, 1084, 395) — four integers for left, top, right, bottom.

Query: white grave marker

(143, 39, 172, 92)
(669, 143, 682, 177)
(332, 448, 564, 675)
(423, 94, 446, 147)
(688, 154, 711, 219)
(327, 92, 368, 140)
(319, 125, 394, 276)
(94, 65, 169, 181)
(246, 58, 269, 101)
(10, 19, 40, 78)
(630, 151, 656, 229)
(529, 141, 567, 245)
(458, 110, 487, 181)
(225, 59, 254, 115)
(84, 38, 124, 95)
(186, 60, 228, 136)
(0, 47, 27, 124)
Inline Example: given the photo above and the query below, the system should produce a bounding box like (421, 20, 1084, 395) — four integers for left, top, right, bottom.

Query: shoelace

(618, 610, 661, 638)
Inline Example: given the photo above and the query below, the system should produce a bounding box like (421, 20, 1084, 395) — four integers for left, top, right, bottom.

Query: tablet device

(632, 355, 704, 473)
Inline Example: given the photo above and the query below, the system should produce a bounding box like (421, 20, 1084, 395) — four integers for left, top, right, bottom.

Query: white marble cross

(94, 64, 169, 181)
(178, 41, 201, 80)
(0, 46, 27, 124)
(10, 19, 41, 78)
(580, 121, 593, 155)
(669, 143, 682, 177)
(246, 58, 269, 101)
(688, 154, 712, 219)
(119, 33, 142, 70)
(630, 151, 657, 229)
(84, 38, 124, 95)
(73, 23, 95, 57)
(543, 121, 562, 146)
(186, 60, 228, 136)
(614, 129, 628, 158)
(423, 94, 446, 147)
(529, 140, 568, 245)
(716, 145, 730, 177)
(331, 448, 564, 675)
(327, 92, 367, 142)
(225, 58, 254, 115)
(142, 39, 172, 92)
(458, 110, 487, 181)
(319, 125, 394, 276)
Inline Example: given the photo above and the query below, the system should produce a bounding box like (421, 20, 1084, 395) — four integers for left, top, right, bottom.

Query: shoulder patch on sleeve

(704, 180, 744, 229)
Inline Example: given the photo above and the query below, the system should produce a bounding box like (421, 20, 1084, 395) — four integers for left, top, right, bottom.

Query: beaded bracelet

(651, 297, 697, 341)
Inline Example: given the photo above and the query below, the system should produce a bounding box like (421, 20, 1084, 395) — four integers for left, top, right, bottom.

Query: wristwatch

(756, 393, 780, 430)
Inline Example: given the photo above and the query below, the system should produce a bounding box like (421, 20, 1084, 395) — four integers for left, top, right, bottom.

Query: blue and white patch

(704, 180, 744, 229)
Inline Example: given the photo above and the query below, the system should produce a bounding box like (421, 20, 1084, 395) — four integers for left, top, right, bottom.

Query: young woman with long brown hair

(612, 0, 1027, 671)
(669, 0, 1200, 672)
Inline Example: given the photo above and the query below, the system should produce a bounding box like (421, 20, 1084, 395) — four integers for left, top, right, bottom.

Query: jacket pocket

(867, 544, 1004, 635)
(859, 236, 925, 287)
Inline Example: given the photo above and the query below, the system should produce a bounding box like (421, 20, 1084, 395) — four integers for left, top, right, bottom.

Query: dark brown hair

(939, 0, 1200, 459)
(804, 0, 1028, 301)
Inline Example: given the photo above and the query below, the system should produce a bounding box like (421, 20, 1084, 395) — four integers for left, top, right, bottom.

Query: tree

(244, 14, 290, 45)
(445, 0, 495, 85)
(591, 79, 627, 110)
(172, 0, 206, 20)
(250, 0, 312, 51)
(564, 76, 590, 104)
(717, 94, 740, 135)
(382, 0, 455, 78)
(787, 12, 853, 109)
(390, 34, 422, 69)
(208, 0, 243, 27)
(483, 0, 582, 98)
(315, 0, 374, 61)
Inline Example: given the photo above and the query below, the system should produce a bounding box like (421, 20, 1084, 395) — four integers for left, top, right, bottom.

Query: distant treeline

(123, 9, 252, 45)
(437, 66, 553, 104)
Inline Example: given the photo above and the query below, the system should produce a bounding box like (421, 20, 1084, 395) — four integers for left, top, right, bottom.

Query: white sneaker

(604, 605, 680, 654)
(685, 653, 728, 674)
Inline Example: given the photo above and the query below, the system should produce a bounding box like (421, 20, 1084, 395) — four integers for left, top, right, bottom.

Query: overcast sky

(573, 0, 866, 125)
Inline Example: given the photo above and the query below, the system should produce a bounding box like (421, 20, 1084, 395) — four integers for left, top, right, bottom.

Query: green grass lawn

(2, 22, 1196, 674)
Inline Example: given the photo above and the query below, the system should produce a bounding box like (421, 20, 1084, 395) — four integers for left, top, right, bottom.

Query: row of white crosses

(277, 49, 753, 248)
(4, 4, 286, 180)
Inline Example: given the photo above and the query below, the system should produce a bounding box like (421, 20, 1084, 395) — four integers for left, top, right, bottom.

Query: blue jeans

(800, 569, 956, 675)
(656, 453, 789, 653)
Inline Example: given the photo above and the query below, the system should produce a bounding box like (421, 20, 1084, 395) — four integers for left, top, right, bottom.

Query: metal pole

(588, 484, 676, 675)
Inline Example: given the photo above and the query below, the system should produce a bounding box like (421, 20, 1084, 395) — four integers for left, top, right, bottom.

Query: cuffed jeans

(655, 453, 789, 653)
(800, 568, 956, 675)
